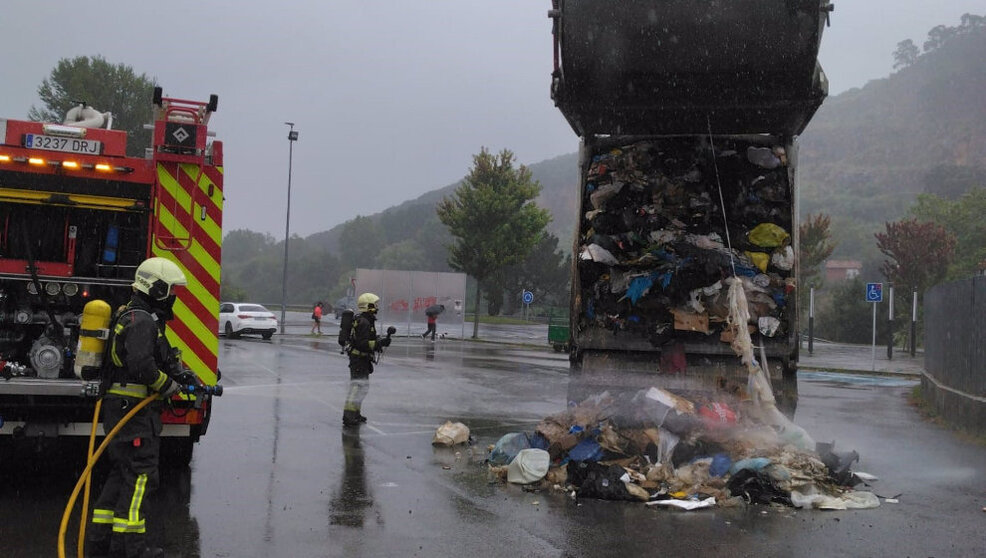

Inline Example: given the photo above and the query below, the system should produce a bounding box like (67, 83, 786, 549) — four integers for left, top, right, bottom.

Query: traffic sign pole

(865, 282, 883, 371)
(871, 303, 877, 371)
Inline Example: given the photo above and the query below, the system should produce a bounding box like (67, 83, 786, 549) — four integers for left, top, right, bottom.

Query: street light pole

(280, 122, 299, 334)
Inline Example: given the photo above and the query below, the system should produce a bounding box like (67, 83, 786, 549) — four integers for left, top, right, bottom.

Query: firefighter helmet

(357, 293, 380, 314)
(133, 257, 187, 301)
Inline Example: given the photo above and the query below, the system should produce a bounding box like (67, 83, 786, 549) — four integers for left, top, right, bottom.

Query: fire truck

(0, 88, 223, 465)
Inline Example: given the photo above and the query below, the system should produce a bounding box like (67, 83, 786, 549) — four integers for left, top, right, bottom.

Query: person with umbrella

(422, 304, 444, 341)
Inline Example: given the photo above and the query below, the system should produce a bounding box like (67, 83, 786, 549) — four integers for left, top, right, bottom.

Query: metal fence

(354, 268, 467, 337)
(924, 276, 986, 396)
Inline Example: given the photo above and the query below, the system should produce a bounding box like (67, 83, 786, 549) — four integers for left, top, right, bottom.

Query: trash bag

(432, 421, 470, 446)
(748, 223, 790, 248)
(567, 438, 604, 462)
(816, 442, 861, 486)
(566, 461, 639, 502)
(489, 432, 531, 465)
(726, 468, 793, 506)
(507, 449, 551, 484)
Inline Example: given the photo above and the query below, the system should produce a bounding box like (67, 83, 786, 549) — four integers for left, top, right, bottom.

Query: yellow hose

(58, 394, 157, 558)
(77, 398, 102, 558)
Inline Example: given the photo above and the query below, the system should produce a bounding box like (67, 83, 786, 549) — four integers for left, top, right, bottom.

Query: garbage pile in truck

(577, 137, 796, 345)
(481, 382, 880, 511)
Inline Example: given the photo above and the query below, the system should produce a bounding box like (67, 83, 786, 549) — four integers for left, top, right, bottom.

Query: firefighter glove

(159, 377, 181, 399)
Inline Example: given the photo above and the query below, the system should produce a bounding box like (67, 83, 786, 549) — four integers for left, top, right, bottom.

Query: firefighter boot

(342, 410, 362, 426)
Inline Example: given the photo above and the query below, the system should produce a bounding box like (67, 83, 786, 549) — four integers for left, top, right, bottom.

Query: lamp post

(280, 122, 298, 334)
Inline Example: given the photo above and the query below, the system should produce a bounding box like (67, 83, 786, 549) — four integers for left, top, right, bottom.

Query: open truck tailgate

(550, 0, 832, 136)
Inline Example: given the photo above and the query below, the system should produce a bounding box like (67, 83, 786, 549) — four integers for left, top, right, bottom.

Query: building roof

(825, 260, 862, 269)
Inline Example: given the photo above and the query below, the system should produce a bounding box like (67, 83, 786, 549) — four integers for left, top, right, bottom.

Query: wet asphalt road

(2, 331, 985, 558)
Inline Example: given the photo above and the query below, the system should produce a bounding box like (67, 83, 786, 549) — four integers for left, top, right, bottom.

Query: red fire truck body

(0, 90, 223, 463)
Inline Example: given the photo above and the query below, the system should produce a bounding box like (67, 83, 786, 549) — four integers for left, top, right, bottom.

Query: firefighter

(342, 292, 390, 426)
(87, 257, 186, 558)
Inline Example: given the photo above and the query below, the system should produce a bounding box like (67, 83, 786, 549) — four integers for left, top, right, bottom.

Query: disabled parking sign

(865, 282, 883, 303)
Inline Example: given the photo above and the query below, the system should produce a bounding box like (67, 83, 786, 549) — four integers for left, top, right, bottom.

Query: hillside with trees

(797, 13, 986, 273)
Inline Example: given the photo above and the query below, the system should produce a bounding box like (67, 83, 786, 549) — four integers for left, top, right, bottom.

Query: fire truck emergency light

(28, 158, 44, 166)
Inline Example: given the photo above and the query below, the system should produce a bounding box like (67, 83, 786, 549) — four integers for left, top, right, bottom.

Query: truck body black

(549, 0, 832, 410)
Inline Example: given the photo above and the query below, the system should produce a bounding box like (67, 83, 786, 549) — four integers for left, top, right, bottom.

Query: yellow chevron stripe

(149, 244, 218, 323)
(156, 165, 192, 212)
(154, 204, 221, 287)
(164, 324, 216, 385)
(159, 164, 223, 250)
(149, 261, 218, 385)
(152, 162, 222, 387)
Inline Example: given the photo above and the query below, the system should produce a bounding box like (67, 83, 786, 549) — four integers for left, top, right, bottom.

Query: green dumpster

(548, 323, 570, 352)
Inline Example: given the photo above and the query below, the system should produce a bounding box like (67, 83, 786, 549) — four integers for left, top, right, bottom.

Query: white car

(219, 302, 278, 340)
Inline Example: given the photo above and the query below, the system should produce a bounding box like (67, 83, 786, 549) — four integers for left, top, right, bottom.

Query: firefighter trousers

(344, 357, 373, 416)
(89, 399, 161, 557)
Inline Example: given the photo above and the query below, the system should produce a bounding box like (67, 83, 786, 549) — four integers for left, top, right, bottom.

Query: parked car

(219, 302, 278, 340)
(334, 296, 356, 319)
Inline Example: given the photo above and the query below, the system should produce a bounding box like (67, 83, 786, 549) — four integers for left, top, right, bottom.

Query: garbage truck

(548, 0, 833, 412)
(0, 88, 223, 464)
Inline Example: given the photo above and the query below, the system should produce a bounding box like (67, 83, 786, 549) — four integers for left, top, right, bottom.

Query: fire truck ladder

(151, 89, 218, 253)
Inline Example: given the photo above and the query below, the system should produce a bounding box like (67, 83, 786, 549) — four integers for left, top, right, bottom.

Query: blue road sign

(865, 282, 883, 303)
(522, 290, 534, 304)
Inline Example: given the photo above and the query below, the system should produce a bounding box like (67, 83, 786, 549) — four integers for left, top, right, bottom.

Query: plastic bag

(506, 448, 550, 484)
(489, 432, 531, 465)
(432, 421, 470, 446)
(748, 223, 790, 248)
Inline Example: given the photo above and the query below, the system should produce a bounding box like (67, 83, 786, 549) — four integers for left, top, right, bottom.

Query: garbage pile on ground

(577, 137, 795, 345)
(484, 386, 880, 511)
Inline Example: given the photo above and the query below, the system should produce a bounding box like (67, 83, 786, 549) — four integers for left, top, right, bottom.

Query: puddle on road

(800, 370, 919, 388)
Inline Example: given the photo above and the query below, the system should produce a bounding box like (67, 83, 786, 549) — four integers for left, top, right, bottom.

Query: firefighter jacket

(347, 312, 380, 359)
(107, 295, 177, 393)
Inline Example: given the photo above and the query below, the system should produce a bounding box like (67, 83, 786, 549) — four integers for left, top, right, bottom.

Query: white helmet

(133, 257, 187, 301)
(357, 292, 380, 314)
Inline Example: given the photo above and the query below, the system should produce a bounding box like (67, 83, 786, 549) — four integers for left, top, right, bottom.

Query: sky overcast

(1, 1, 981, 238)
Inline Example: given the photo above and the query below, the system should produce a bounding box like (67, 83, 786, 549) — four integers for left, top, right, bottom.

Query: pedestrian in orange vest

(311, 301, 323, 335)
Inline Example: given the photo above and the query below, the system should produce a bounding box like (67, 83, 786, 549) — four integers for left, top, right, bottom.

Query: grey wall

(923, 276, 986, 436)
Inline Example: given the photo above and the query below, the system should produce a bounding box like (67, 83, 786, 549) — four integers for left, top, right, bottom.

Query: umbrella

(425, 304, 445, 316)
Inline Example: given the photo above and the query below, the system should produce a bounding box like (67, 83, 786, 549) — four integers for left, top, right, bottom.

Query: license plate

(24, 134, 102, 155)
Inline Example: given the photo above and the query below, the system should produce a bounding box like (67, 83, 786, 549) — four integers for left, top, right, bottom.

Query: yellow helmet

(357, 292, 380, 314)
(133, 257, 187, 301)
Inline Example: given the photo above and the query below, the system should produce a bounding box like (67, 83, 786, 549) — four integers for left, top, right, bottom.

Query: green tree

(893, 39, 920, 70)
(487, 232, 571, 315)
(875, 218, 956, 296)
(338, 216, 386, 270)
(799, 213, 836, 289)
(816, 278, 890, 343)
(376, 240, 427, 270)
(911, 189, 986, 277)
(29, 55, 156, 157)
(437, 148, 551, 338)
